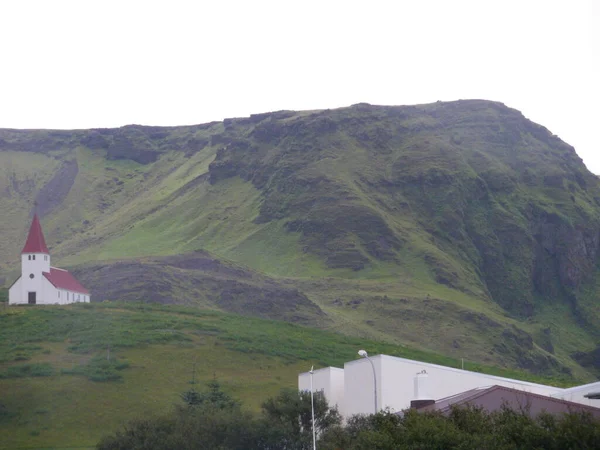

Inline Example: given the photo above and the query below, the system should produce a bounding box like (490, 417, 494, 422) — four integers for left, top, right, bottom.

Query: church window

(29, 273, 34, 279)
(28, 255, 31, 260)
(32, 255, 35, 260)
(58, 291, 60, 298)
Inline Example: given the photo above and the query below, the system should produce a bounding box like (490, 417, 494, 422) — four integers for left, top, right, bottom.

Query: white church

(8, 214, 90, 305)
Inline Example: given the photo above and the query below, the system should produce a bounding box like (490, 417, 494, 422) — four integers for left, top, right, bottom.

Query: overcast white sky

(1, 0, 598, 171)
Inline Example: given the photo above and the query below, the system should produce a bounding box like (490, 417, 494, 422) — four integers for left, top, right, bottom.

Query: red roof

(21, 214, 49, 254)
(43, 268, 89, 294)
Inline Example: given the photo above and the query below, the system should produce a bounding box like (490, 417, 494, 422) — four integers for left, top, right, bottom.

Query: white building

(552, 380, 600, 407)
(299, 354, 600, 418)
(8, 214, 90, 305)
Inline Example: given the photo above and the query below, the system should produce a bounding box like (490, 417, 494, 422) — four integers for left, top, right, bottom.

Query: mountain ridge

(1, 99, 599, 379)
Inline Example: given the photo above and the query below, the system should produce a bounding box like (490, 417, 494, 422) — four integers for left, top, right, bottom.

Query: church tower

(20, 214, 51, 304)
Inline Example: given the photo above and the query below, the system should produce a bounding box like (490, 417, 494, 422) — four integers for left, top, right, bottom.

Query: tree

(260, 388, 341, 449)
(180, 379, 239, 410)
(97, 391, 600, 450)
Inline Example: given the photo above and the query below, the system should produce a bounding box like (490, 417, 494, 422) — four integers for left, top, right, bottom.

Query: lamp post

(309, 366, 317, 450)
(358, 349, 378, 413)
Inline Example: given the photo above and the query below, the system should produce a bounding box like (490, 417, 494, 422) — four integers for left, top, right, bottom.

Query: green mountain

(1, 99, 599, 380)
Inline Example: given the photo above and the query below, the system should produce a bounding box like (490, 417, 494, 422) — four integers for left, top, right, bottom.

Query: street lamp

(358, 349, 378, 413)
(309, 366, 317, 450)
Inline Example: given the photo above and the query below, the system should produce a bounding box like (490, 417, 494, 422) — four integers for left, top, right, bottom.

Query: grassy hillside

(0, 302, 574, 449)
(1, 100, 599, 380)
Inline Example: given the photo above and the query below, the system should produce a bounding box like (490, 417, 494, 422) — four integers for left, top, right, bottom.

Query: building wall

(343, 358, 382, 416)
(9, 275, 90, 305)
(298, 367, 345, 413)
(45, 285, 90, 305)
(560, 392, 598, 407)
(299, 357, 599, 419)
(19, 253, 50, 304)
(21, 253, 50, 278)
(41, 277, 56, 304)
(344, 355, 563, 416)
(336, 355, 567, 417)
(8, 278, 22, 304)
(553, 382, 600, 407)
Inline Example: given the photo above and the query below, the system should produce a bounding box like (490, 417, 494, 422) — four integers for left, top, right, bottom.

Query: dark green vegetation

(100, 382, 600, 450)
(99, 383, 342, 450)
(320, 406, 600, 450)
(1, 101, 599, 400)
(0, 303, 573, 449)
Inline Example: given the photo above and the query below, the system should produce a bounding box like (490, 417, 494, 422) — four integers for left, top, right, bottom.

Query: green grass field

(0, 302, 576, 449)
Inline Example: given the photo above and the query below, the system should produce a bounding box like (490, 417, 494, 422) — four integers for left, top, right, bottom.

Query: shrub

(0, 363, 54, 378)
(62, 355, 129, 382)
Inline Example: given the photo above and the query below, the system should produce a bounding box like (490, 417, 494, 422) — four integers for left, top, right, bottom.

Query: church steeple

(21, 214, 49, 254)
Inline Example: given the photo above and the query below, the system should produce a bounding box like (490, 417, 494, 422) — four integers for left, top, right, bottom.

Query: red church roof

(21, 214, 50, 254)
(43, 268, 89, 295)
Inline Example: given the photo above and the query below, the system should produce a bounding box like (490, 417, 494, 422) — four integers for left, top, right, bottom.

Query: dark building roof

(415, 385, 600, 418)
(43, 268, 89, 294)
(22, 214, 49, 254)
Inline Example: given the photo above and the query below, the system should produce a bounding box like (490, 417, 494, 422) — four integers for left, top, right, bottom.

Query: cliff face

(206, 100, 600, 318)
(1, 100, 599, 378)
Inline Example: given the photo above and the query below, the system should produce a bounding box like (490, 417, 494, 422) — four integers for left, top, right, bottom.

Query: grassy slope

(0, 302, 573, 449)
(0, 100, 599, 381)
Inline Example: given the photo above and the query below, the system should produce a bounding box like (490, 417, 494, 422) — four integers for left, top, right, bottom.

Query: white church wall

(41, 278, 66, 305)
(60, 290, 70, 305)
(40, 277, 53, 305)
(60, 290, 90, 304)
(10, 278, 91, 306)
(8, 278, 23, 304)
(20, 257, 48, 305)
(21, 253, 50, 276)
(73, 292, 89, 303)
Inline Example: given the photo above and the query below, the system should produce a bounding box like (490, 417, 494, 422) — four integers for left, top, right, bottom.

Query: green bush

(99, 387, 600, 450)
(62, 355, 129, 382)
(99, 387, 341, 450)
(319, 406, 600, 450)
(0, 363, 54, 378)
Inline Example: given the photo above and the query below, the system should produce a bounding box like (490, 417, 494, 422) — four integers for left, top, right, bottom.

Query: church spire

(21, 214, 49, 254)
